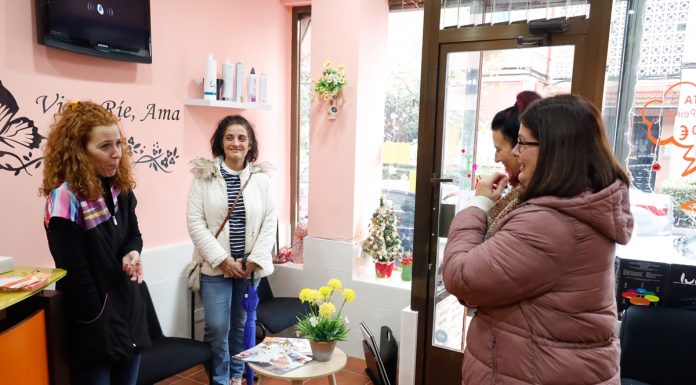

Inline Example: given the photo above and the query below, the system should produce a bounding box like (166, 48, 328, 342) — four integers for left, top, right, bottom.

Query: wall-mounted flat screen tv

(35, 0, 152, 64)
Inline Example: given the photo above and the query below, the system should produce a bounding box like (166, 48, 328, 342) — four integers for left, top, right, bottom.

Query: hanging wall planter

(313, 61, 347, 120)
(327, 96, 338, 120)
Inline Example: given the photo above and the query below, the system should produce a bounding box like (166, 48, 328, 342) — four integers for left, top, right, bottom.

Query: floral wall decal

(0, 81, 44, 176)
(127, 136, 179, 173)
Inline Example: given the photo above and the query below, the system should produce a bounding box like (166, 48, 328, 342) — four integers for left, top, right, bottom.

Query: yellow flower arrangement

(313, 61, 347, 100)
(296, 278, 355, 342)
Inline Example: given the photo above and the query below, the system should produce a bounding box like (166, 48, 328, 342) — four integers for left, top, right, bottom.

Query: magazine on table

(0, 272, 51, 292)
(232, 337, 313, 375)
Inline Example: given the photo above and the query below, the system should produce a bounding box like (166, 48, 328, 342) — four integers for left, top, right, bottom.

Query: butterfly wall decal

(0, 80, 44, 175)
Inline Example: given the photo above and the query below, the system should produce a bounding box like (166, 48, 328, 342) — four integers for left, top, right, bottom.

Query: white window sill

(351, 254, 412, 291)
(272, 256, 412, 291)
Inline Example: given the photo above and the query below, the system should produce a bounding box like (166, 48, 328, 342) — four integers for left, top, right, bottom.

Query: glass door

(413, 2, 614, 384)
(432, 44, 575, 352)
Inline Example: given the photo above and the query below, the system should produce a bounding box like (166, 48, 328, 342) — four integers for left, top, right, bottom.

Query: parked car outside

(382, 189, 415, 252)
(381, 184, 464, 253)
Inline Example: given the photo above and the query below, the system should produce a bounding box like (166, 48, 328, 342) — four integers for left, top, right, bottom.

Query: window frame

(290, 6, 311, 235)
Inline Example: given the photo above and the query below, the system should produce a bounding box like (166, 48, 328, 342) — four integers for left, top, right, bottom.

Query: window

(291, 8, 311, 232)
(603, 0, 696, 240)
(381, 4, 424, 254)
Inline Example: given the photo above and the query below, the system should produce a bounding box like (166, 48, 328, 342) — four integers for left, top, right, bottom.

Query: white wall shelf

(183, 99, 272, 110)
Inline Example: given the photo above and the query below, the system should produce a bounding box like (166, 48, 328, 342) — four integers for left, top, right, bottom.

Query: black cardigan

(45, 182, 151, 365)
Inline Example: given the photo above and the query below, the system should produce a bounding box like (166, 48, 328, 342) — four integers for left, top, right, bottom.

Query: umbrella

(241, 274, 259, 383)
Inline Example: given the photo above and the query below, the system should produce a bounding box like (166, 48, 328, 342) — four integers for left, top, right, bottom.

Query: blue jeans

(70, 354, 141, 385)
(201, 274, 258, 385)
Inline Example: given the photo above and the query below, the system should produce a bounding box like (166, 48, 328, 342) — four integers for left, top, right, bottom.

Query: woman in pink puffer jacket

(443, 94, 634, 385)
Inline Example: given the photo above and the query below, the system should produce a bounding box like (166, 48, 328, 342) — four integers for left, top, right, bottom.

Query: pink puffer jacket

(443, 180, 633, 385)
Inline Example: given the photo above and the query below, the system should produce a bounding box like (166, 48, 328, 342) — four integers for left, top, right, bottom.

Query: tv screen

(35, 0, 152, 63)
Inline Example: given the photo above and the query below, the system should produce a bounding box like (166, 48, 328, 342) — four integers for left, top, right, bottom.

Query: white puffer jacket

(186, 157, 276, 278)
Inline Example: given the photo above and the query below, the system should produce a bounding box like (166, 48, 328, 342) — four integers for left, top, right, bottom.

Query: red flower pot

(375, 260, 395, 278)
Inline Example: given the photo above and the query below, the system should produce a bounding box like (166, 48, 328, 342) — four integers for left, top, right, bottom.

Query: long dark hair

(491, 90, 541, 146)
(210, 115, 258, 164)
(519, 94, 629, 201)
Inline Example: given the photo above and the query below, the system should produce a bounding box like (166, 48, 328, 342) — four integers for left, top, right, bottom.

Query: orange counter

(0, 267, 68, 385)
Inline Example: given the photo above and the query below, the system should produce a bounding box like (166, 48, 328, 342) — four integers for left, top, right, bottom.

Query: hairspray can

(248, 68, 257, 103)
(222, 59, 233, 101)
(235, 62, 244, 102)
(259, 73, 268, 104)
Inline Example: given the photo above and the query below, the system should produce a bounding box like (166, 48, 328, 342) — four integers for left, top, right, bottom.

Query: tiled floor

(154, 356, 375, 385)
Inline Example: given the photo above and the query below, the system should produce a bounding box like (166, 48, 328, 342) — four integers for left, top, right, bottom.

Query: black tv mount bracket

(517, 19, 569, 48)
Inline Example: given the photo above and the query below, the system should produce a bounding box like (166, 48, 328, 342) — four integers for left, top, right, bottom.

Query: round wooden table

(250, 348, 347, 385)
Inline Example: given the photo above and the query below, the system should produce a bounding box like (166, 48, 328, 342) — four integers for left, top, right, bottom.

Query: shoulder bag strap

(214, 175, 252, 238)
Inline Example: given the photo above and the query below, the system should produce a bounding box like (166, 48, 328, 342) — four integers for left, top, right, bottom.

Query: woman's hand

(122, 250, 143, 284)
(220, 257, 245, 278)
(243, 261, 258, 279)
(475, 173, 509, 202)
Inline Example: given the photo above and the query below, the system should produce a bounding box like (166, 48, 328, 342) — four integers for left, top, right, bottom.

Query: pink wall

(307, 0, 388, 240)
(0, 0, 292, 267)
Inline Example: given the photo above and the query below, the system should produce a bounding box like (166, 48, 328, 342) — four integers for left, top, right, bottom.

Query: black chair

(360, 322, 397, 385)
(137, 282, 212, 385)
(255, 276, 312, 342)
(619, 305, 696, 385)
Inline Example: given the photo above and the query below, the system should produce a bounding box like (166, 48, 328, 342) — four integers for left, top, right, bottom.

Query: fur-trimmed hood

(189, 157, 272, 180)
(186, 156, 277, 279)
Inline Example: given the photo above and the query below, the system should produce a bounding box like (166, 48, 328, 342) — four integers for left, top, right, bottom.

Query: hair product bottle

(259, 73, 268, 104)
(204, 53, 217, 101)
(235, 62, 244, 102)
(222, 59, 233, 101)
(248, 68, 257, 103)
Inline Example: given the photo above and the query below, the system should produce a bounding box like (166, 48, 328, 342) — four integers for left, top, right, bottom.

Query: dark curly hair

(210, 115, 258, 164)
(40, 101, 135, 200)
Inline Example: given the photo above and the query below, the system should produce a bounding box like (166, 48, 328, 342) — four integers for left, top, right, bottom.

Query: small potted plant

(313, 61, 347, 119)
(400, 252, 414, 281)
(296, 278, 355, 361)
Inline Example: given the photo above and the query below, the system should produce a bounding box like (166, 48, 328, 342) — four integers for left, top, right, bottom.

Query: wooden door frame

(290, 6, 311, 235)
(411, 2, 614, 384)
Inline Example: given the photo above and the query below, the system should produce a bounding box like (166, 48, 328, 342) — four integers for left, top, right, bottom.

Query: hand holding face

(122, 250, 143, 284)
(475, 173, 509, 202)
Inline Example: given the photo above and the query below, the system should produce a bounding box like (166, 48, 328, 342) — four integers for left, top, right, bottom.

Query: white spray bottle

(222, 58, 233, 101)
(203, 53, 217, 101)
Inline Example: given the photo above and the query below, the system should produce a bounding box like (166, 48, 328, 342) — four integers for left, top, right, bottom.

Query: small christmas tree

(383, 201, 404, 261)
(362, 198, 387, 262)
(362, 197, 403, 263)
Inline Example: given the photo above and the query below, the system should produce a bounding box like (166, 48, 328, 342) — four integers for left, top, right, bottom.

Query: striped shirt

(220, 164, 246, 258)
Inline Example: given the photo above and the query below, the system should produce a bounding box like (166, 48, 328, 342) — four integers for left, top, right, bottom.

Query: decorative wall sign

(0, 81, 44, 175)
(641, 81, 696, 213)
(0, 79, 184, 176)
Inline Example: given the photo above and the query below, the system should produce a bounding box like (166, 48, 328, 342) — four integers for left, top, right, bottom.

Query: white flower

(344, 316, 349, 324)
(309, 316, 319, 327)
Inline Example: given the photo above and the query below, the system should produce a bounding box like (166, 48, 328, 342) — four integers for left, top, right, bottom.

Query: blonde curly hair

(40, 101, 136, 200)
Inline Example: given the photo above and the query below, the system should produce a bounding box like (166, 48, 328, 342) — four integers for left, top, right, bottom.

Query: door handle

(430, 177, 453, 184)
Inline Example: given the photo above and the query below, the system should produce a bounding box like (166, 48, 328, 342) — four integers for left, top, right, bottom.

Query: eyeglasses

(515, 138, 540, 151)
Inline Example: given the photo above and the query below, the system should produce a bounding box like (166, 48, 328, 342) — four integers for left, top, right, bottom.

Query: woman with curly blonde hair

(40, 101, 150, 385)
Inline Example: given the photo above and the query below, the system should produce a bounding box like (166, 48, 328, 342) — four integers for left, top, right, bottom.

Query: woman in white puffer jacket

(186, 115, 276, 385)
